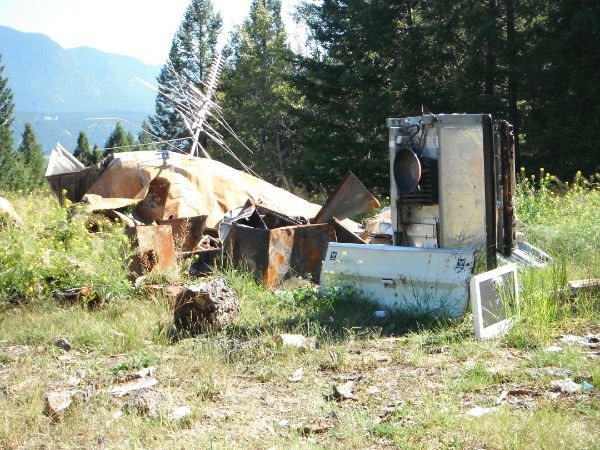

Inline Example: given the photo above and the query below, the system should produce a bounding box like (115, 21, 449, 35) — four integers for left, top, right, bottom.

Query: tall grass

(508, 168, 600, 346)
(0, 188, 133, 304)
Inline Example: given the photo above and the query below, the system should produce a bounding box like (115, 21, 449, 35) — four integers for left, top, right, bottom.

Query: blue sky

(0, 0, 303, 65)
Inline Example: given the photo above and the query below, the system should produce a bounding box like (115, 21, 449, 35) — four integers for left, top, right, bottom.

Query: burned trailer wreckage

(45, 146, 379, 287)
(45, 113, 547, 336)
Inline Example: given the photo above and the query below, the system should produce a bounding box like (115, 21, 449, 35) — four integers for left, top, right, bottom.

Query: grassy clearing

(0, 173, 599, 448)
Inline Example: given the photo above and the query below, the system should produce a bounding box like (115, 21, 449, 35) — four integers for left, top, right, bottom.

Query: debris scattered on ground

(544, 345, 563, 353)
(466, 406, 499, 417)
(170, 406, 192, 421)
(54, 337, 72, 352)
(332, 377, 361, 401)
(300, 412, 337, 435)
(288, 368, 304, 382)
(278, 334, 316, 349)
(109, 367, 158, 397)
(551, 378, 583, 394)
(525, 367, 572, 379)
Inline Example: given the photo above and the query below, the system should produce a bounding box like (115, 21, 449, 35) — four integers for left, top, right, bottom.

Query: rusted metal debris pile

(45, 147, 381, 289)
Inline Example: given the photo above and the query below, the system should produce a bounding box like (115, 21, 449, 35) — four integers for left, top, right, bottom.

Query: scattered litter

(204, 409, 234, 421)
(466, 406, 498, 417)
(278, 334, 316, 349)
(109, 367, 158, 397)
(367, 386, 381, 395)
(559, 334, 599, 348)
(67, 369, 86, 386)
(550, 378, 582, 394)
(55, 337, 72, 352)
(169, 406, 192, 420)
(581, 381, 594, 391)
(374, 310, 388, 319)
(544, 346, 563, 353)
(496, 390, 509, 405)
(288, 368, 304, 382)
(333, 378, 361, 401)
(331, 374, 362, 382)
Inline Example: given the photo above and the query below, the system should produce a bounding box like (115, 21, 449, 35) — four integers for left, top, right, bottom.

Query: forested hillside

(1, 0, 599, 195)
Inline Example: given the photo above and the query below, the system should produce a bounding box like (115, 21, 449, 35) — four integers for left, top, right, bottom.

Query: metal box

(387, 114, 515, 269)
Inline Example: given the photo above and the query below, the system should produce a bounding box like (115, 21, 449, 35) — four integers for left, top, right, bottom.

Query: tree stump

(173, 277, 240, 333)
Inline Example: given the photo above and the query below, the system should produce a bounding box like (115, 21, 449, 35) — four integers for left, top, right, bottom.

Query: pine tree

(0, 52, 16, 192)
(74, 131, 93, 166)
(103, 122, 131, 157)
(149, 0, 222, 153)
(222, 0, 299, 188)
(520, 0, 600, 177)
(294, 0, 411, 192)
(92, 144, 103, 164)
(15, 122, 45, 191)
(137, 120, 157, 151)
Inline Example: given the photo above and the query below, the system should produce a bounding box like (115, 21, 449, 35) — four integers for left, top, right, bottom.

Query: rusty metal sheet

(45, 149, 322, 228)
(225, 222, 335, 288)
(126, 225, 177, 276)
(331, 218, 367, 244)
(313, 172, 380, 223)
(157, 216, 208, 252)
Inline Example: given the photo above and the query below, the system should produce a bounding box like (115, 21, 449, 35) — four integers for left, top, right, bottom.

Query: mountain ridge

(0, 26, 161, 153)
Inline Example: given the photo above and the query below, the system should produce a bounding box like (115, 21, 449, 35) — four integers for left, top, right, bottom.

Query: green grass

(0, 173, 599, 448)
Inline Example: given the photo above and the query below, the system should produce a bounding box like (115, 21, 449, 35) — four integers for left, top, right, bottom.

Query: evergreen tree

(149, 0, 222, 153)
(294, 0, 411, 193)
(137, 120, 157, 151)
(520, 0, 600, 177)
(15, 122, 45, 190)
(92, 144, 103, 164)
(74, 131, 93, 166)
(0, 53, 16, 191)
(103, 122, 131, 157)
(222, 0, 299, 188)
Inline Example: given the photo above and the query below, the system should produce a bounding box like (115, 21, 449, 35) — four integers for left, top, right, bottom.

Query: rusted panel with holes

(226, 222, 335, 288)
(126, 225, 177, 276)
(157, 216, 208, 252)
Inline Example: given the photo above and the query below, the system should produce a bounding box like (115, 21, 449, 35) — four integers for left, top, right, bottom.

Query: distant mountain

(0, 26, 161, 153)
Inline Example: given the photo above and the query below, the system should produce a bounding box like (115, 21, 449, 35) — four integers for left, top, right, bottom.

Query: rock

(333, 378, 361, 401)
(551, 378, 582, 394)
(173, 277, 240, 333)
(55, 337, 72, 352)
(123, 387, 163, 417)
(44, 391, 74, 421)
(301, 413, 337, 434)
(170, 406, 192, 420)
